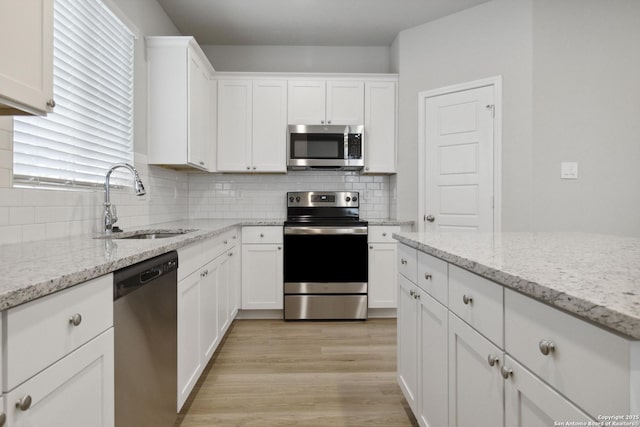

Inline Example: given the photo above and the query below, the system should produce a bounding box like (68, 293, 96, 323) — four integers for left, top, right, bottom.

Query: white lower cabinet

(6, 330, 114, 427)
(241, 226, 283, 310)
(368, 226, 400, 309)
(503, 355, 594, 426)
(177, 230, 240, 410)
(448, 313, 503, 427)
(397, 276, 419, 412)
(1, 275, 114, 427)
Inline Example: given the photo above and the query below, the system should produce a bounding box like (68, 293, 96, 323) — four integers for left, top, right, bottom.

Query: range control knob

(352, 196, 357, 202)
(289, 196, 294, 202)
(296, 196, 301, 202)
(345, 196, 351, 202)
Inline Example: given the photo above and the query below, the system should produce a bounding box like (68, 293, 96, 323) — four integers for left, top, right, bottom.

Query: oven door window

(284, 233, 368, 283)
(290, 134, 345, 159)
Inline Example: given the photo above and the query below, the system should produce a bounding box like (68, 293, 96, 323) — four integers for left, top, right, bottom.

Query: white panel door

(368, 243, 397, 308)
(252, 80, 287, 172)
(448, 313, 503, 427)
(216, 253, 230, 336)
(364, 81, 396, 173)
(397, 275, 419, 413)
(217, 79, 252, 171)
(504, 356, 595, 427)
(420, 83, 496, 232)
(326, 80, 364, 125)
(241, 244, 283, 310)
(200, 259, 219, 364)
(187, 50, 211, 170)
(177, 272, 202, 410)
(287, 80, 326, 124)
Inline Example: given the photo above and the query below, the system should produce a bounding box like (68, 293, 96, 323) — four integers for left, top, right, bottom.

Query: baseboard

(368, 308, 397, 318)
(236, 309, 283, 319)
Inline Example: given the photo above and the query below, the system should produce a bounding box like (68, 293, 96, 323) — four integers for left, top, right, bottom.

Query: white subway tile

(10, 206, 35, 225)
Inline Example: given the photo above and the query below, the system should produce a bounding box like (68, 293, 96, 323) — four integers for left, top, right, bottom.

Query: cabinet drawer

(202, 229, 239, 262)
(448, 265, 503, 348)
(417, 252, 448, 305)
(398, 244, 417, 283)
(368, 226, 400, 243)
(242, 226, 283, 244)
(3, 274, 113, 391)
(178, 241, 203, 282)
(505, 289, 632, 417)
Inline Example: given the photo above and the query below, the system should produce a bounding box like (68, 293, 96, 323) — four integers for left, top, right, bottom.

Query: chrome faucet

(104, 163, 146, 234)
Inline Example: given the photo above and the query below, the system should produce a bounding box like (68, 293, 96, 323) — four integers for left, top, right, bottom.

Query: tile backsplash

(188, 171, 392, 220)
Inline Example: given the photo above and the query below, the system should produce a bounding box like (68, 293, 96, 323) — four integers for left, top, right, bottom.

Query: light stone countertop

(393, 231, 640, 340)
(0, 219, 284, 311)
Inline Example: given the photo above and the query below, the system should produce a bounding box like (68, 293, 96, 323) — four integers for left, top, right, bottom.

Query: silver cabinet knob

(69, 313, 82, 326)
(409, 290, 415, 297)
(46, 99, 56, 108)
(16, 395, 32, 411)
(277, 246, 282, 250)
(369, 245, 373, 249)
(252, 166, 256, 170)
(500, 366, 513, 379)
(424, 273, 432, 280)
(365, 167, 370, 171)
(382, 232, 387, 237)
(232, 235, 237, 239)
(246, 166, 251, 170)
(539, 339, 555, 356)
(327, 120, 332, 124)
(415, 293, 421, 300)
(320, 120, 325, 124)
(400, 258, 407, 265)
(199, 161, 205, 166)
(426, 215, 435, 223)
(224, 240, 228, 244)
(487, 354, 499, 367)
(228, 252, 233, 257)
(462, 294, 473, 305)
(0, 411, 6, 426)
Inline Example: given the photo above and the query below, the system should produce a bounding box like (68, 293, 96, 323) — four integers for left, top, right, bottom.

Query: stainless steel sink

(96, 229, 195, 240)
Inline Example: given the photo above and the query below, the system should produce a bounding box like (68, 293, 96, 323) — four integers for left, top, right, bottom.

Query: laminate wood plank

(175, 319, 417, 427)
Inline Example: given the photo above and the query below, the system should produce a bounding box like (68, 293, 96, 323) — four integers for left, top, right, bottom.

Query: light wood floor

(175, 319, 418, 427)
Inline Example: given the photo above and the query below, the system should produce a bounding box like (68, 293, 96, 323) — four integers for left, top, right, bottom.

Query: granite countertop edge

(393, 233, 640, 340)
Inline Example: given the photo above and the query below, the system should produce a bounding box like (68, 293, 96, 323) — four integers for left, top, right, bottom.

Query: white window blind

(13, 0, 135, 189)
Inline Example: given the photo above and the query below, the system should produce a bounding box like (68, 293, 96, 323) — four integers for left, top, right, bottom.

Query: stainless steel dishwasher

(114, 251, 178, 427)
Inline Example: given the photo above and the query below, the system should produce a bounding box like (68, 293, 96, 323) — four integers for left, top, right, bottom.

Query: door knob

(425, 215, 435, 223)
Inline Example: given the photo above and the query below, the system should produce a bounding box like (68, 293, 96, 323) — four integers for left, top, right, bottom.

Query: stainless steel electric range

(283, 191, 368, 320)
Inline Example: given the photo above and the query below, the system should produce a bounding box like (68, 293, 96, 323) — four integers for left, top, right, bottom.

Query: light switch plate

(561, 162, 578, 179)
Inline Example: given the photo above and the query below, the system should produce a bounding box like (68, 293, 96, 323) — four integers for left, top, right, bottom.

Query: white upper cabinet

(0, 0, 54, 115)
(147, 37, 215, 171)
(363, 81, 396, 174)
(217, 79, 287, 173)
(288, 80, 364, 125)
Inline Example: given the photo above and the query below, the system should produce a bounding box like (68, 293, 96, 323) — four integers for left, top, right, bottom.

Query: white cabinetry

(0, 0, 54, 115)
(147, 37, 215, 171)
(396, 242, 637, 425)
(288, 80, 364, 125)
(1, 275, 114, 426)
(177, 229, 239, 410)
(368, 226, 399, 309)
(363, 81, 396, 174)
(241, 226, 284, 310)
(217, 79, 287, 172)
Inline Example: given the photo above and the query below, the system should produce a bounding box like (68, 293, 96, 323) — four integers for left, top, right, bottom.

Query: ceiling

(156, 0, 491, 46)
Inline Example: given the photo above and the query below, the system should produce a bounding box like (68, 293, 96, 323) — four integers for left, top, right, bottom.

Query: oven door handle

(284, 226, 368, 235)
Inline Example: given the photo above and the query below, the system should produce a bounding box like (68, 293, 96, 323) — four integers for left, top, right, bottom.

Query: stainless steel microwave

(287, 125, 364, 170)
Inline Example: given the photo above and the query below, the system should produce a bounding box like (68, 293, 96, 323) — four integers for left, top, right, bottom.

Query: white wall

(395, 0, 533, 230)
(0, 0, 189, 245)
(201, 45, 392, 73)
(531, 0, 640, 236)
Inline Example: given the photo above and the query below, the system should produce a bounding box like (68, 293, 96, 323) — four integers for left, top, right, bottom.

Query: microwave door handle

(344, 132, 349, 160)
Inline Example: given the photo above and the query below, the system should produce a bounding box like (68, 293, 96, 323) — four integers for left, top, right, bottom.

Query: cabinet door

(252, 80, 287, 172)
(177, 272, 202, 410)
(241, 244, 283, 310)
(418, 292, 448, 427)
(187, 49, 211, 170)
(364, 81, 396, 173)
(0, 0, 53, 115)
(228, 248, 241, 319)
(287, 80, 326, 124)
(368, 242, 397, 308)
(200, 259, 220, 364)
(448, 314, 503, 427)
(7, 329, 114, 427)
(216, 254, 230, 336)
(504, 356, 594, 427)
(397, 275, 419, 413)
(326, 80, 364, 125)
(217, 79, 252, 171)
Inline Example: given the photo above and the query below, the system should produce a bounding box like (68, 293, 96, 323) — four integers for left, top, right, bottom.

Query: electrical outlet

(561, 162, 578, 179)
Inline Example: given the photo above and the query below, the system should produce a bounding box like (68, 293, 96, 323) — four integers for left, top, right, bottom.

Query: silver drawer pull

(224, 240, 228, 244)
(539, 339, 555, 356)
(277, 246, 282, 250)
(487, 354, 499, 367)
(500, 366, 513, 379)
(382, 232, 387, 237)
(69, 313, 82, 327)
(0, 411, 6, 426)
(260, 233, 264, 238)
(462, 295, 473, 305)
(409, 290, 415, 297)
(16, 395, 32, 411)
(400, 259, 407, 265)
(228, 252, 233, 257)
(424, 273, 432, 280)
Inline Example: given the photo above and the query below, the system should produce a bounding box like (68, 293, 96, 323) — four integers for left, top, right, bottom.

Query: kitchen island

(393, 231, 639, 426)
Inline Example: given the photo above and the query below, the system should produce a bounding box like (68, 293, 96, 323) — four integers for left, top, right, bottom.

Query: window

(13, 0, 135, 189)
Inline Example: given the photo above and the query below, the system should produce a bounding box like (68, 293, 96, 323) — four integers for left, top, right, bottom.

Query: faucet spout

(104, 163, 146, 234)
